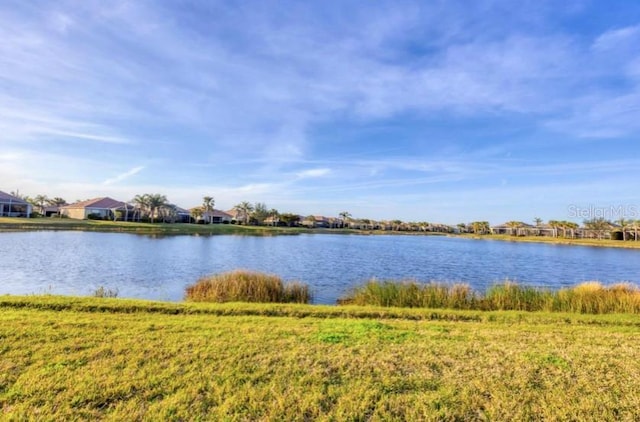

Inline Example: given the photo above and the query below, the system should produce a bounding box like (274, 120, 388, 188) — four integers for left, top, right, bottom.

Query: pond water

(1, 231, 640, 304)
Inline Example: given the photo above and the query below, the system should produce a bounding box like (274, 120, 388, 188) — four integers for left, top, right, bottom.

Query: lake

(1, 231, 640, 304)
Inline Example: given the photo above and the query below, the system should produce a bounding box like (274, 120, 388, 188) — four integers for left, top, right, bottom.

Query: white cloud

(102, 166, 145, 186)
(296, 168, 331, 179)
(592, 25, 640, 52)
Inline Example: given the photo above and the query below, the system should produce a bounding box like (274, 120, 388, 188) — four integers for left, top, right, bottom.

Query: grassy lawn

(2, 297, 640, 420)
(461, 233, 640, 249)
(0, 217, 308, 236)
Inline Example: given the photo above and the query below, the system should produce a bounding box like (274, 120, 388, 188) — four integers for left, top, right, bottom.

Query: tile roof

(0, 190, 29, 204)
(173, 206, 191, 214)
(62, 197, 127, 209)
(204, 209, 233, 218)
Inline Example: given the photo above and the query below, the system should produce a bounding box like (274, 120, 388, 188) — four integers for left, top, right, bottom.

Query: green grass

(341, 280, 640, 314)
(185, 270, 311, 304)
(1, 296, 640, 420)
(0, 217, 310, 236)
(462, 233, 640, 249)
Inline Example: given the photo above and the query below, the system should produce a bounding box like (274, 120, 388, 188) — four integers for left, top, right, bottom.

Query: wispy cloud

(102, 166, 145, 186)
(2, 1, 639, 221)
(296, 168, 331, 179)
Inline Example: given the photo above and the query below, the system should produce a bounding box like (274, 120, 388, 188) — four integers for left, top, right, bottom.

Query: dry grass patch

(185, 270, 311, 304)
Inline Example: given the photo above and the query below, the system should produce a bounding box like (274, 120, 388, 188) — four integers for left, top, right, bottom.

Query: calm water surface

(2, 231, 640, 304)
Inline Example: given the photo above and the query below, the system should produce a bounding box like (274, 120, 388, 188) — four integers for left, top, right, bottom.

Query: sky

(1, 0, 640, 224)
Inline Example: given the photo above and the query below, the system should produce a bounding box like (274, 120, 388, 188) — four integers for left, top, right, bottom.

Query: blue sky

(2, 0, 640, 224)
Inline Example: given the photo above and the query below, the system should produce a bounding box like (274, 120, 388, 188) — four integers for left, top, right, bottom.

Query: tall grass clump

(185, 270, 311, 304)
(341, 279, 474, 309)
(553, 282, 640, 314)
(339, 279, 640, 314)
(482, 281, 553, 311)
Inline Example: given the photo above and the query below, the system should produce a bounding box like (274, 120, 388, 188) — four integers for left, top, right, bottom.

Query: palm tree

(534, 217, 543, 226)
(46, 197, 67, 217)
(201, 196, 215, 223)
(505, 221, 523, 236)
(556, 221, 568, 238)
(564, 221, 579, 239)
(47, 197, 67, 207)
(268, 209, 280, 226)
(234, 201, 254, 225)
(339, 211, 352, 228)
(190, 207, 204, 223)
(159, 204, 177, 223)
(132, 194, 149, 222)
(33, 194, 48, 215)
(584, 218, 611, 240)
(548, 220, 560, 238)
(468, 221, 490, 235)
(631, 220, 640, 242)
(146, 194, 168, 223)
(617, 218, 630, 241)
(252, 202, 268, 225)
(9, 190, 25, 199)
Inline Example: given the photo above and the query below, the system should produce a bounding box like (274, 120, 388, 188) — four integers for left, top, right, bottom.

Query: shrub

(93, 286, 119, 298)
(185, 270, 311, 304)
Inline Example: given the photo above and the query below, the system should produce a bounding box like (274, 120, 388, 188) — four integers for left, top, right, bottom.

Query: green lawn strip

(3, 295, 640, 327)
(460, 233, 640, 249)
(0, 218, 298, 236)
(1, 300, 640, 420)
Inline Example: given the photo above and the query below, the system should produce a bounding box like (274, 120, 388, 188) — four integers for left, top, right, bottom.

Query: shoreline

(2, 217, 640, 249)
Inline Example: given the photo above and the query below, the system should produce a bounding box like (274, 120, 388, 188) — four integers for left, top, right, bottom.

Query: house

(200, 209, 233, 224)
(301, 216, 332, 228)
(173, 206, 192, 223)
(61, 197, 131, 220)
(42, 206, 62, 217)
(491, 222, 534, 236)
(226, 208, 250, 224)
(0, 190, 32, 217)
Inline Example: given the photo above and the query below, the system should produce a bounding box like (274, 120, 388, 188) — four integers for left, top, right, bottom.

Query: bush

(185, 270, 311, 304)
(92, 286, 119, 298)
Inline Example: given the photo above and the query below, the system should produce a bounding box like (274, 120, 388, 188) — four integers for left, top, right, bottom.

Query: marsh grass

(339, 280, 475, 309)
(185, 270, 311, 304)
(341, 279, 640, 314)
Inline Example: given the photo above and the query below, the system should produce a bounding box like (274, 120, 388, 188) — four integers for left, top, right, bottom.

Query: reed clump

(340, 279, 640, 314)
(552, 282, 640, 314)
(185, 270, 311, 304)
(482, 280, 552, 311)
(340, 279, 475, 309)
